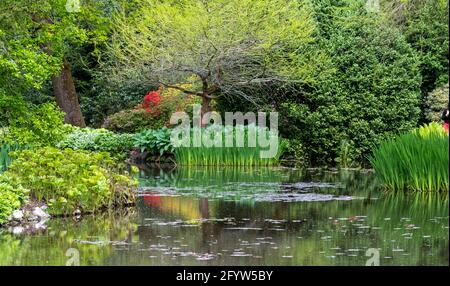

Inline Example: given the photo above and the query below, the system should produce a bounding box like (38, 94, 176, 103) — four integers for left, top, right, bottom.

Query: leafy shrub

(2, 147, 137, 216)
(80, 79, 158, 127)
(134, 128, 174, 155)
(0, 179, 29, 225)
(281, 138, 308, 167)
(415, 121, 448, 137)
(102, 108, 167, 133)
(370, 123, 449, 192)
(0, 94, 72, 146)
(424, 83, 449, 122)
(102, 86, 200, 133)
(278, 6, 421, 166)
(395, 0, 449, 96)
(57, 128, 135, 157)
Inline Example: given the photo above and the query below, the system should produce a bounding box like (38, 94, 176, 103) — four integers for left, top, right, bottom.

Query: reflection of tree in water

(0, 210, 138, 266)
(132, 167, 448, 265)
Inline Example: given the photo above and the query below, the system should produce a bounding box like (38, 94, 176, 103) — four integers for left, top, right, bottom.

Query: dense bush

(2, 148, 137, 216)
(134, 128, 173, 155)
(278, 6, 422, 166)
(57, 128, 135, 157)
(424, 83, 449, 122)
(0, 93, 72, 146)
(102, 108, 167, 133)
(102, 86, 200, 133)
(0, 179, 28, 225)
(370, 123, 449, 192)
(80, 80, 158, 127)
(394, 0, 449, 95)
(280, 138, 308, 167)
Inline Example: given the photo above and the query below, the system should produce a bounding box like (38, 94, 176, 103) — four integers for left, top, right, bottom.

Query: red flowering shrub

(103, 86, 201, 133)
(142, 90, 162, 112)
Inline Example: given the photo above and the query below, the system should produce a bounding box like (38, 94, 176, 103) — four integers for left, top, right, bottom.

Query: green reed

(370, 123, 449, 192)
(0, 143, 19, 173)
(173, 125, 285, 166)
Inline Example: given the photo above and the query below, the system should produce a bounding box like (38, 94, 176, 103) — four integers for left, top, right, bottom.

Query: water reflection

(0, 167, 448, 266)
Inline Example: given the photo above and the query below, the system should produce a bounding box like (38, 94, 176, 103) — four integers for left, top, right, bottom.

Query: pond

(0, 167, 448, 266)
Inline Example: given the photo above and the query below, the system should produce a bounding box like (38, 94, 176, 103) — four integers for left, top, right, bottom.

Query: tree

(103, 0, 328, 118)
(0, 0, 112, 127)
(277, 0, 422, 165)
(382, 0, 449, 122)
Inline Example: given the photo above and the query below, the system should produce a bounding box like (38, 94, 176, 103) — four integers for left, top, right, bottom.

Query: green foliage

(10, 103, 72, 146)
(384, 0, 449, 93)
(0, 177, 29, 225)
(335, 139, 354, 168)
(424, 83, 449, 122)
(280, 138, 308, 167)
(370, 123, 449, 192)
(0, 142, 21, 174)
(57, 127, 134, 157)
(134, 128, 173, 155)
(102, 0, 329, 103)
(102, 108, 168, 133)
(80, 81, 157, 127)
(2, 147, 137, 215)
(101, 86, 201, 133)
(414, 121, 448, 137)
(174, 125, 285, 166)
(0, 93, 72, 147)
(279, 2, 421, 165)
(0, 0, 114, 93)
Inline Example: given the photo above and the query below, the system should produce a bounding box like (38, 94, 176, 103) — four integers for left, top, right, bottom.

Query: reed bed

(370, 122, 449, 192)
(173, 125, 284, 166)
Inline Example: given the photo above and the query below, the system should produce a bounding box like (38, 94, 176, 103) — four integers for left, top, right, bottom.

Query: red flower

(141, 90, 162, 114)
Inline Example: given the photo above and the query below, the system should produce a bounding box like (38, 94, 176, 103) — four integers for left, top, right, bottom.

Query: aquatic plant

(370, 123, 449, 192)
(0, 144, 12, 173)
(174, 125, 285, 166)
(1, 147, 137, 216)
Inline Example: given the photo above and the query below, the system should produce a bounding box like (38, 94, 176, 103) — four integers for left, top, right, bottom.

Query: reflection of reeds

(139, 166, 289, 189)
(370, 123, 449, 192)
(378, 191, 449, 220)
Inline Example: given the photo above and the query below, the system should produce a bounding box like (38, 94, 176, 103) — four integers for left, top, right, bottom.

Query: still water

(0, 167, 448, 266)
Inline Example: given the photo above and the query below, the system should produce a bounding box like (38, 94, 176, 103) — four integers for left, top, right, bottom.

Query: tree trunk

(52, 58, 86, 127)
(201, 96, 212, 116)
(200, 96, 212, 126)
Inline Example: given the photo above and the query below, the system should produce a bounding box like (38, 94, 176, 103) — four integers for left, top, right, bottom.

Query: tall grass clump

(0, 143, 21, 173)
(173, 125, 285, 166)
(370, 122, 449, 192)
